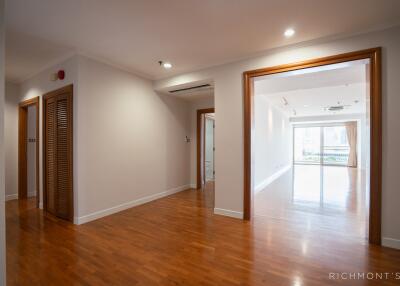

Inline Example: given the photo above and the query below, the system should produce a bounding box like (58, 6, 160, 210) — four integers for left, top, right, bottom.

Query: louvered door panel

(45, 97, 57, 215)
(44, 85, 73, 221)
(55, 96, 72, 219)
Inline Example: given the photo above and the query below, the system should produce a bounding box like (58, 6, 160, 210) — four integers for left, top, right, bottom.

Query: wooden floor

(254, 165, 368, 240)
(6, 180, 400, 285)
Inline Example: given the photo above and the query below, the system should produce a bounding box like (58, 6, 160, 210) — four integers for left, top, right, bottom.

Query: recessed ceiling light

(303, 104, 309, 107)
(163, 62, 172, 69)
(284, 28, 295, 37)
(158, 61, 172, 69)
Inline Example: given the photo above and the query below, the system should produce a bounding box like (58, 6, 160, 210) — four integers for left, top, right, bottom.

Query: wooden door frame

(18, 97, 40, 207)
(42, 84, 74, 222)
(243, 47, 382, 245)
(196, 108, 215, 189)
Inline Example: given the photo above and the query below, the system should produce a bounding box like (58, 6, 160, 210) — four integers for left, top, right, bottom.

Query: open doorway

(244, 48, 382, 245)
(197, 108, 215, 190)
(18, 97, 39, 207)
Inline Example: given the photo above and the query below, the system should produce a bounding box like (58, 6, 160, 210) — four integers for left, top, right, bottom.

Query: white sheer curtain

(345, 122, 357, 167)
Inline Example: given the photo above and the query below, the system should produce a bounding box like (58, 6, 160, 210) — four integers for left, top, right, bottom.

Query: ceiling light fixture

(159, 61, 172, 69)
(284, 28, 295, 37)
(163, 62, 172, 69)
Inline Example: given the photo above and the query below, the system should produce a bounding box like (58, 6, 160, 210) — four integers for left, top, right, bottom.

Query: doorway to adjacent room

(244, 48, 382, 245)
(18, 97, 39, 207)
(196, 108, 215, 190)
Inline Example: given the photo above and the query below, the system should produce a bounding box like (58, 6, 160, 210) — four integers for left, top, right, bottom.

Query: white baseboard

(189, 183, 197, 189)
(5, 194, 18, 201)
(255, 165, 291, 193)
(214, 208, 243, 219)
(74, 184, 191, 225)
(382, 237, 400, 250)
(5, 192, 36, 201)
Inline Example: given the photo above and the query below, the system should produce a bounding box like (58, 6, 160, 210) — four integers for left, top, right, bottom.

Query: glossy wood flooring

(254, 165, 368, 240)
(6, 180, 400, 286)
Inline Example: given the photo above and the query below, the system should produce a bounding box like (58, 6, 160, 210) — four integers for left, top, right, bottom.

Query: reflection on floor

(202, 180, 215, 209)
(255, 164, 368, 240)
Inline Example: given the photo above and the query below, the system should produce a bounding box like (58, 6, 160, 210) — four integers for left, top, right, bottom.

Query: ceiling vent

(327, 105, 344, 111)
(169, 84, 212, 94)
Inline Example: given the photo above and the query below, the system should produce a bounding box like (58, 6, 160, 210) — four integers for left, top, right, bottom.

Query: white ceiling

(263, 84, 367, 117)
(254, 60, 368, 94)
(5, 0, 400, 83)
(255, 60, 368, 117)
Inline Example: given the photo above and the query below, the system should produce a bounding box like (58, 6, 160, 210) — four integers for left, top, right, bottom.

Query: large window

(322, 126, 350, 165)
(294, 124, 350, 166)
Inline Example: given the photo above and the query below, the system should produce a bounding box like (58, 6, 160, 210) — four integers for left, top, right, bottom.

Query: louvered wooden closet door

(44, 86, 73, 221)
(45, 96, 57, 215)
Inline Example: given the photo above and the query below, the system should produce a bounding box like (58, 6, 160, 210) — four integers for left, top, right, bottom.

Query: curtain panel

(345, 122, 357, 167)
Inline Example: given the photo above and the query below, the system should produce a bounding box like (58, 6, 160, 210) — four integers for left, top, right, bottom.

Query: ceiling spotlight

(163, 62, 172, 69)
(159, 61, 172, 69)
(284, 28, 295, 37)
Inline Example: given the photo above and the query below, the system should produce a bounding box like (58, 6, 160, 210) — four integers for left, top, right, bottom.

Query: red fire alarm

(57, 70, 65, 80)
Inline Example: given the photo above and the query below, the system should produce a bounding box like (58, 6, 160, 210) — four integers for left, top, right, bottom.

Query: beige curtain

(345, 122, 357, 167)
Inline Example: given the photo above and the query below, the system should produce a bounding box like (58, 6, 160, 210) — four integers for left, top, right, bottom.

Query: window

(294, 124, 351, 166)
(294, 127, 321, 164)
(322, 126, 350, 165)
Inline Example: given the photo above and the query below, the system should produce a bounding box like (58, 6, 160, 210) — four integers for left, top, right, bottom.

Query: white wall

(189, 96, 214, 187)
(0, 0, 6, 283)
(27, 105, 36, 197)
(75, 56, 191, 222)
(154, 25, 400, 247)
(4, 82, 19, 199)
(17, 55, 192, 223)
(254, 95, 292, 191)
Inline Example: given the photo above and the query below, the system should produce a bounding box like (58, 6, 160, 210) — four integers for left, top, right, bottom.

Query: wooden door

(43, 85, 73, 221)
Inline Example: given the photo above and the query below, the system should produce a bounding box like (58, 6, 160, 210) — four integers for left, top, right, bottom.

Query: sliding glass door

(322, 126, 350, 165)
(294, 124, 351, 166)
(294, 127, 321, 164)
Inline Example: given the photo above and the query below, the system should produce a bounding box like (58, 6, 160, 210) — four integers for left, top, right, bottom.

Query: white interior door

(27, 105, 36, 197)
(205, 116, 214, 181)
